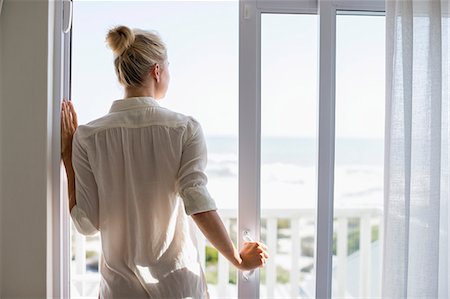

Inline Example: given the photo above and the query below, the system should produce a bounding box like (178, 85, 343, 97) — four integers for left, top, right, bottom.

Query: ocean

(205, 136, 384, 210)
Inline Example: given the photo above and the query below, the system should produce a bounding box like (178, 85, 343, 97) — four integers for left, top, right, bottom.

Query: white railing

(71, 208, 383, 298)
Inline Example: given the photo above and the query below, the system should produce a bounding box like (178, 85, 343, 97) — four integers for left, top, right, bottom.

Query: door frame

(237, 0, 385, 297)
(51, 0, 72, 298)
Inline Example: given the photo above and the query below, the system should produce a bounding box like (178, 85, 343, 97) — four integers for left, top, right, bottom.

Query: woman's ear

(152, 63, 160, 83)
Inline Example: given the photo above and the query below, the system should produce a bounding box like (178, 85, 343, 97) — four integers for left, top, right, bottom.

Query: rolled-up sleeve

(177, 118, 217, 215)
(70, 130, 100, 235)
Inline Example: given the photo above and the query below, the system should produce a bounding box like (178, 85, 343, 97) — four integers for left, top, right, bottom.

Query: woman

(61, 25, 268, 298)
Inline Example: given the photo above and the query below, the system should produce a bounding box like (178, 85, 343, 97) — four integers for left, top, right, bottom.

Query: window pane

(332, 15, 385, 298)
(261, 13, 318, 298)
(71, 1, 238, 298)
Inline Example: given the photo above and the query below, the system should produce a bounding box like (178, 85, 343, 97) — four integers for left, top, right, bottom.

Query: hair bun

(106, 25, 135, 56)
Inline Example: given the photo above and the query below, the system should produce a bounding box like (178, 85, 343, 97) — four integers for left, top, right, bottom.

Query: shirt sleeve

(177, 118, 217, 215)
(70, 129, 100, 236)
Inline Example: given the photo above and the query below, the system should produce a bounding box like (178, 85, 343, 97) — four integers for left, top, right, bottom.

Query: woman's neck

(124, 86, 155, 99)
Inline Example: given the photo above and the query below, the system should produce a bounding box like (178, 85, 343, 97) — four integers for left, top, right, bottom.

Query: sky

(71, 1, 385, 139)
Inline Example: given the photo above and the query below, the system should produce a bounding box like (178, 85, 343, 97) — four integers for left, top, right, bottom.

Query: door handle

(242, 230, 255, 281)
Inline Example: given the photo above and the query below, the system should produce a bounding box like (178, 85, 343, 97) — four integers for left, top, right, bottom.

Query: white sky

(71, 1, 385, 139)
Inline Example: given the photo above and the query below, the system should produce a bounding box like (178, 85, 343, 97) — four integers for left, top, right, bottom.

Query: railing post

(218, 218, 230, 297)
(337, 217, 348, 297)
(378, 213, 384, 297)
(291, 218, 300, 298)
(196, 226, 206, 271)
(75, 231, 86, 295)
(266, 218, 277, 298)
(359, 214, 371, 297)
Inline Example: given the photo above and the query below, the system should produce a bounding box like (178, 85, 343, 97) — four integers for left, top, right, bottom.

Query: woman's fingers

(68, 101, 78, 128)
(261, 250, 269, 259)
(260, 259, 266, 267)
(257, 242, 268, 250)
(63, 102, 71, 133)
(66, 101, 74, 128)
(61, 102, 68, 133)
(259, 255, 267, 267)
(61, 100, 77, 134)
(255, 245, 268, 267)
(259, 250, 268, 268)
(239, 240, 269, 270)
(64, 101, 73, 129)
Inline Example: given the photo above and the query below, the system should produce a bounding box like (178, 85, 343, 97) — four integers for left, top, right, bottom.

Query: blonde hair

(106, 25, 168, 88)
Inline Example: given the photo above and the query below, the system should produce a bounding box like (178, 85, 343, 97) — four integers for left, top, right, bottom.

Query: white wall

(0, 0, 52, 297)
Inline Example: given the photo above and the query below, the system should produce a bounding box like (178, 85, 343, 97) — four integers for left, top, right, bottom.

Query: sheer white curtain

(383, 0, 450, 298)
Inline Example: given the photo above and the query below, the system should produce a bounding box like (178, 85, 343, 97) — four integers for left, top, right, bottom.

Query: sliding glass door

(237, 0, 385, 298)
(70, 1, 239, 298)
(332, 15, 385, 298)
(62, 0, 385, 298)
(260, 13, 318, 298)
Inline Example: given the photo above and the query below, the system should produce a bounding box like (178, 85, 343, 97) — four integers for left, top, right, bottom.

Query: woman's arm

(63, 160, 77, 212)
(61, 99, 100, 235)
(61, 99, 78, 212)
(191, 210, 268, 271)
(177, 119, 269, 271)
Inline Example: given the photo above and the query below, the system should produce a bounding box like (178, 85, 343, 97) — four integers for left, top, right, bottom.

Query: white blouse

(70, 96, 217, 298)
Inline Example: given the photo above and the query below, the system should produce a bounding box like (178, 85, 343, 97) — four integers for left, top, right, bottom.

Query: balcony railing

(70, 208, 383, 299)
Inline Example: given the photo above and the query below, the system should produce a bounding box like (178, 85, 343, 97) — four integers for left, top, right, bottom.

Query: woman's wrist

(231, 251, 243, 270)
(62, 150, 72, 162)
(63, 157, 75, 178)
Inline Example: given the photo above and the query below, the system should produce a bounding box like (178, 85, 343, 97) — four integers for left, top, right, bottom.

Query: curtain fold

(383, 0, 450, 298)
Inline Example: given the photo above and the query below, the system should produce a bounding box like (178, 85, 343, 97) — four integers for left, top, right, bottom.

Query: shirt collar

(109, 96, 160, 113)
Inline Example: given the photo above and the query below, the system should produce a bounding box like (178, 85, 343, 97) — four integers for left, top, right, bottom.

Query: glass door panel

(332, 14, 385, 298)
(260, 13, 318, 298)
(71, 1, 238, 298)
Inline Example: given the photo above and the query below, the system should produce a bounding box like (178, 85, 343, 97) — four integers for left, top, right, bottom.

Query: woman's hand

(61, 99, 78, 212)
(191, 210, 269, 272)
(61, 99, 78, 164)
(238, 241, 269, 271)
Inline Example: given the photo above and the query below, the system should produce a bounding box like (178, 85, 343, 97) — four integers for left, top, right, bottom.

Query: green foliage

(260, 267, 266, 283)
(277, 219, 290, 229)
(259, 266, 291, 284)
(301, 236, 315, 257)
(229, 267, 237, 284)
(205, 245, 218, 284)
(86, 250, 97, 259)
(372, 225, 379, 242)
(332, 221, 381, 256)
(206, 246, 218, 263)
(347, 229, 360, 255)
(206, 268, 217, 285)
(277, 266, 290, 284)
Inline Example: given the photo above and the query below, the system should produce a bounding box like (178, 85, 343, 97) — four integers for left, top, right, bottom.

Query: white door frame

(51, 0, 72, 298)
(315, 0, 337, 296)
(237, 0, 384, 297)
(238, 1, 262, 297)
